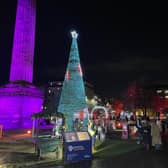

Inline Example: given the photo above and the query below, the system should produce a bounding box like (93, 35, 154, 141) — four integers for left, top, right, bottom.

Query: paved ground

(0, 132, 57, 167)
(0, 132, 168, 168)
(31, 148, 168, 168)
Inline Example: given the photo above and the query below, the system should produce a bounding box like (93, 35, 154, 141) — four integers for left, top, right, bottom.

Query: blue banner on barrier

(64, 131, 92, 163)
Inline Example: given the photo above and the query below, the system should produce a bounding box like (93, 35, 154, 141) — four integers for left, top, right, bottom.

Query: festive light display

(0, 0, 43, 129)
(58, 31, 88, 131)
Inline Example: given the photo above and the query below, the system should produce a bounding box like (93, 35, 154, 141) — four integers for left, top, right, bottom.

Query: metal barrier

(0, 125, 2, 138)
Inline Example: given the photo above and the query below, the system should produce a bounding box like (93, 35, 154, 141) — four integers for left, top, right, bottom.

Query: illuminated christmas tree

(58, 31, 88, 131)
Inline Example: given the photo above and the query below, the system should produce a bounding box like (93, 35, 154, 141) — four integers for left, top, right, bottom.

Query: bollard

(0, 125, 3, 138)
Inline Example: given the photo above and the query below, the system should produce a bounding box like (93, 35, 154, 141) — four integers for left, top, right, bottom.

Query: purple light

(0, 82, 43, 129)
(0, 0, 44, 130)
(10, 0, 36, 83)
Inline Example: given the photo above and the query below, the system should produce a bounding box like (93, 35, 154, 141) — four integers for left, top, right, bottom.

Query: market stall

(32, 112, 65, 159)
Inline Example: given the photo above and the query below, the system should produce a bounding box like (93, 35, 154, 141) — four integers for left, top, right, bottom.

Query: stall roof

(32, 111, 64, 119)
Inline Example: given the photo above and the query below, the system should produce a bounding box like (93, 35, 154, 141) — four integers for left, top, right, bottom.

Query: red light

(116, 122, 122, 129)
(27, 130, 31, 134)
(118, 123, 121, 127)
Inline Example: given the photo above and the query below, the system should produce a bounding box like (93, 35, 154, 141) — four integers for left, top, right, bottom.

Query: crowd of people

(87, 112, 168, 151)
(135, 115, 168, 151)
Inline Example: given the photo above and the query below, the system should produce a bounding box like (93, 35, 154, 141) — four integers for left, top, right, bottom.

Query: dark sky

(0, 1, 168, 98)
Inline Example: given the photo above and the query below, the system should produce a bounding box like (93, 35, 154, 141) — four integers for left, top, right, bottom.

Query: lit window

(48, 90, 51, 93)
(156, 90, 162, 93)
(57, 82, 62, 85)
(165, 90, 168, 94)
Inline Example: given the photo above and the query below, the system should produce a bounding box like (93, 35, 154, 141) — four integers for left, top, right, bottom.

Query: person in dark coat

(136, 116, 143, 144)
(142, 118, 151, 150)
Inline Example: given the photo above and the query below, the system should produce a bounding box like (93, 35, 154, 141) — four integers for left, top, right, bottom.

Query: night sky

(0, 1, 168, 98)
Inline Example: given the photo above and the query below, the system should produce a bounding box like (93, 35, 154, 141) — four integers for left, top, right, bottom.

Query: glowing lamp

(118, 122, 121, 127)
(27, 130, 31, 134)
(116, 121, 122, 129)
